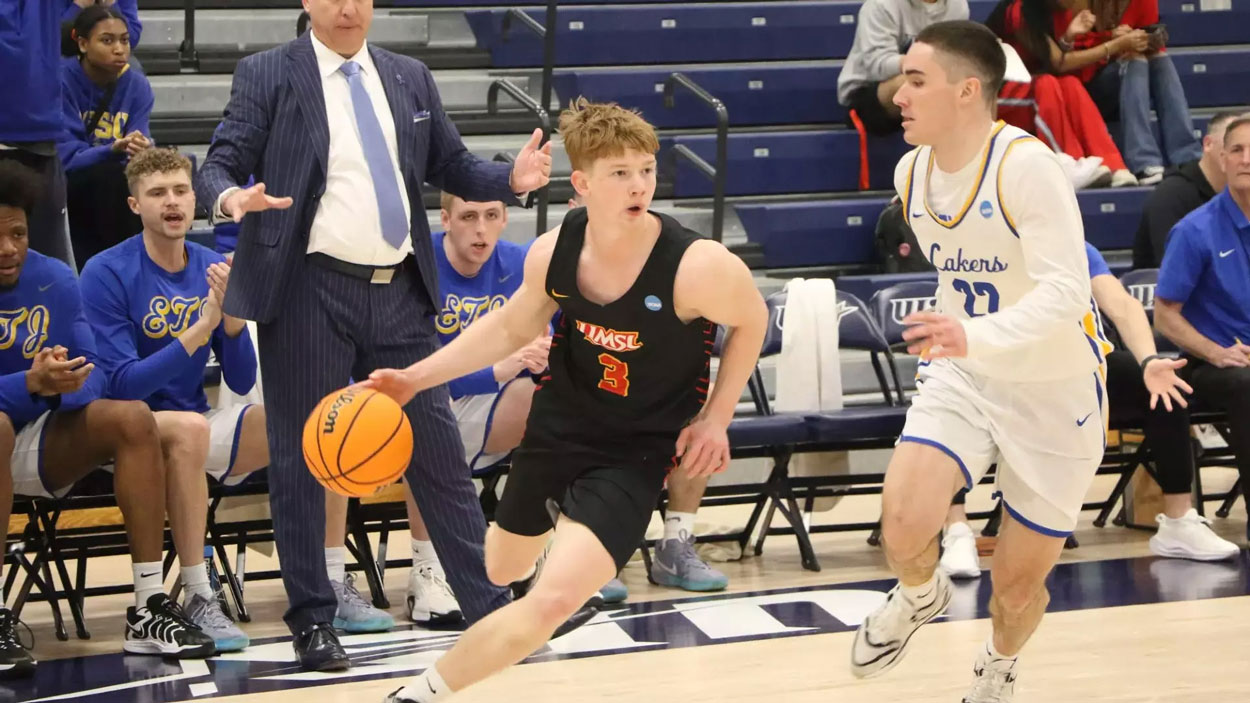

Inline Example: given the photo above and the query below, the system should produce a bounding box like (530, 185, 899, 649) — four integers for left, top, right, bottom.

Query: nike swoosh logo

(428, 679, 436, 694)
(1220, 249, 1235, 258)
(550, 290, 569, 299)
(414, 115, 430, 123)
(38, 283, 54, 292)
(654, 560, 678, 576)
(139, 571, 160, 579)
(1076, 412, 1092, 427)
(911, 212, 924, 219)
(499, 274, 513, 283)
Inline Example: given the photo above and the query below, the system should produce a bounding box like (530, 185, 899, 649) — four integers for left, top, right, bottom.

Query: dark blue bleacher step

(552, 65, 844, 129)
(465, 2, 863, 67)
(736, 187, 1154, 270)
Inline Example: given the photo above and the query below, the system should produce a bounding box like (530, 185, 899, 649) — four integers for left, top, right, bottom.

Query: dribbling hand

(675, 417, 731, 478)
(901, 311, 968, 359)
(357, 368, 422, 408)
(1142, 357, 1191, 411)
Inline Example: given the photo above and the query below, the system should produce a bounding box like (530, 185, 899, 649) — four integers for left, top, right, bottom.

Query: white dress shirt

(215, 31, 413, 266)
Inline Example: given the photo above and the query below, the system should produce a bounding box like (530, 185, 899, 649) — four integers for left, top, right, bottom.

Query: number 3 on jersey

(597, 352, 630, 397)
(952, 278, 1000, 317)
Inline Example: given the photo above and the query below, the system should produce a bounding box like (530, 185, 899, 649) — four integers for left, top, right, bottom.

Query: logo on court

(979, 200, 994, 218)
(644, 295, 662, 312)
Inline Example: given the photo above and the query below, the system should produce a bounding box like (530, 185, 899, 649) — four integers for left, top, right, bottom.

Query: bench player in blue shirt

(1155, 115, 1250, 543)
(79, 149, 265, 652)
(0, 160, 213, 678)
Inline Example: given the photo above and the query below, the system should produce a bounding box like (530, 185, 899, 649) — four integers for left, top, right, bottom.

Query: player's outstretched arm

(361, 230, 561, 406)
(672, 241, 768, 477)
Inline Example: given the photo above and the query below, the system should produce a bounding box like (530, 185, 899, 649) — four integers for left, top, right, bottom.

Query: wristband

(1139, 354, 1167, 371)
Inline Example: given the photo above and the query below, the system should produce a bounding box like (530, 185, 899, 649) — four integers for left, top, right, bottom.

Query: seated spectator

(986, 0, 1137, 186)
(62, 0, 142, 47)
(57, 5, 153, 268)
(1134, 111, 1246, 268)
(938, 240, 1233, 576)
(78, 149, 266, 652)
(1063, 0, 1201, 184)
(837, 0, 970, 136)
(0, 161, 214, 678)
(1155, 116, 1250, 539)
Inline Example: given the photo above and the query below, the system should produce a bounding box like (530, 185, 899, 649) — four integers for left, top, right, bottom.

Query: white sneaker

(1149, 510, 1240, 561)
(963, 644, 1017, 703)
(1138, 165, 1166, 185)
(407, 562, 463, 625)
(850, 570, 952, 678)
(940, 522, 982, 579)
(1110, 169, 1139, 187)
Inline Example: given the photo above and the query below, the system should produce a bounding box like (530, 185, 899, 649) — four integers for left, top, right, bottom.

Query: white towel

(775, 278, 843, 413)
(214, 319, 264, 412)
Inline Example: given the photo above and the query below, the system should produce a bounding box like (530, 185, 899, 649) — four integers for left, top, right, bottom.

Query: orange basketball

(302, 387, 413, 497)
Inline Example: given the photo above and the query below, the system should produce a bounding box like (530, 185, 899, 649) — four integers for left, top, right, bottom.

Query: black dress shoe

(552, 594, 603, 640)
(293, 622, 351, 672)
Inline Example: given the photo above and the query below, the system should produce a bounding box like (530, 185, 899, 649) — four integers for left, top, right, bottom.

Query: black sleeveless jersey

(521, 207, 715, 460)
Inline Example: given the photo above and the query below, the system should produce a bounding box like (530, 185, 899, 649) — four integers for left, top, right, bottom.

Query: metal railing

(499, 1, 559, 120)
(179, 0, 199, 71)
(664, 73, 728, 242)
(487, 79, 551, 235)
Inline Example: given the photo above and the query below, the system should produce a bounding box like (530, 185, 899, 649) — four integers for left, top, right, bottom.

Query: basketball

(302, 387, 413, 497)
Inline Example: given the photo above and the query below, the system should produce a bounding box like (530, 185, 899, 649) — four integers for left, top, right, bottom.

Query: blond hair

(558, 97, 659, 172)
(125, 148, 192, 193)
(439, 191, 458, 212)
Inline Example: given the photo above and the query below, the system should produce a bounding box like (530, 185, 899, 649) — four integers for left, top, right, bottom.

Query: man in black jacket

(1134, 111, 1245, 268)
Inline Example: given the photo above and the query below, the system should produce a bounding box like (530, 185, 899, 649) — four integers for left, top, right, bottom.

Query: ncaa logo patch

(979, 200, 994, 218)
(644, 295, 663, 312)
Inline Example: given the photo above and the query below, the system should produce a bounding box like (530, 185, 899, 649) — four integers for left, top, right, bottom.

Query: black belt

(308, 252, 410, 284)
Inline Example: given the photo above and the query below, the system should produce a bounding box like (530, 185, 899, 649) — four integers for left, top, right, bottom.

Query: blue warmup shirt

(0, 1, 76, 143)
(1085, 242, 1111, 279)
(61, 0, 143, 47)
(1156, 190, 1250, 349)
(79, 235, 257, 413)
(58, 58, 154, 172)
(0, 251, 106, 431)
(432, 232, 529, 400)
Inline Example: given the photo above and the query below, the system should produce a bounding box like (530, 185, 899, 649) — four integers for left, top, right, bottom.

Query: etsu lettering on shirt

(0, 306, 50, 358)
(142, 296, 205, 339)
(436, 293, 508, 335)
(928, 243, 1009, 274)
(575, 320, 643, 352)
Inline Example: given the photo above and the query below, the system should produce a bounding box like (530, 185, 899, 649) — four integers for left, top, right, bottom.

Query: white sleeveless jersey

(897, 121, 1112, 382)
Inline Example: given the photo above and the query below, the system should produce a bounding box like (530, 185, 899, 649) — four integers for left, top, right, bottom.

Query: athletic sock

(900, 573, 938, 604)
(132, 562, 164, 609)
(325, 546, 347, 585)
(394, 663, 453, 702)
(181, 562, 213, 599)
(984, 639, 1018, 664)
(663, 512, 696, 542)
(411, 539, 441, 569)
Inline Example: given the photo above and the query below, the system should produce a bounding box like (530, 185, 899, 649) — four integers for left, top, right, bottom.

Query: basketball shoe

(939, 522, 983, 579)
(407, 562, 462, 625)
(650, 531, 728, 591)
(963, 643, 1017, 702)
(124, 593, 216, 657)
(850, 570, 952, 678)
(333, 573, 395, 633)
(0, 607, 34, 679)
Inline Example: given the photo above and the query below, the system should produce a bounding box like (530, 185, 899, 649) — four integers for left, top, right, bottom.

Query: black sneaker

(0, 608, 35, 679)
(124, 593, 216, 658)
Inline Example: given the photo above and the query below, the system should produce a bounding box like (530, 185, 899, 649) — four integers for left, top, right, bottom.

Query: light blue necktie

(339, 60, 409, 250)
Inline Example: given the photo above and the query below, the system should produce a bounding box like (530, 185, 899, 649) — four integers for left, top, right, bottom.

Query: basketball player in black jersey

(363, 98, 768, 703)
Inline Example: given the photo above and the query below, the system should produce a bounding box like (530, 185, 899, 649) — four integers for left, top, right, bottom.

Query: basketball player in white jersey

(848, 21, 1112, 702)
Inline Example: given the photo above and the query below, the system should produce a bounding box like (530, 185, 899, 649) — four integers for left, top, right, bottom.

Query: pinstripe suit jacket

(196, 33, 521, 324)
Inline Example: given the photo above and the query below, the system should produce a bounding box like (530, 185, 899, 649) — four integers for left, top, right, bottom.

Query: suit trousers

(258, 257, 511, 634)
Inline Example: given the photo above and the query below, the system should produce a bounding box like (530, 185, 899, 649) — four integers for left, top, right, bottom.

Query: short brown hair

(440, 191, 458, 212)
(125, 148, 193, 193)
(558, 97, 659, 172)
(916, 20, 1006, 108)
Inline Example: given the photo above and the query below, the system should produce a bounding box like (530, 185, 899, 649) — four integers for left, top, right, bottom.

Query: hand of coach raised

(509, 128, 554, 195)
(223, 183, 294, 224)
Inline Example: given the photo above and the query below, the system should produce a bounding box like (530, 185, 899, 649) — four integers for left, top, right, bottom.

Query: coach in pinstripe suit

(196, 0, 551, 670)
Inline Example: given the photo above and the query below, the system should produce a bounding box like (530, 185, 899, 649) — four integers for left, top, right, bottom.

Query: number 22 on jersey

(596, 353, 630, 397)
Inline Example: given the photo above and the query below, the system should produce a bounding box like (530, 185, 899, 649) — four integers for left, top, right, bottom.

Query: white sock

(396, 664, 453, 702)
(181, 562, 212, 599)
(326, 547, 347, 585)
(133, 561, 164, 609)
(664, 512, 696, 542)
(899, 574, 938, 604)
(412, 539, 441, 569)
(985, 639, 1018, 663)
